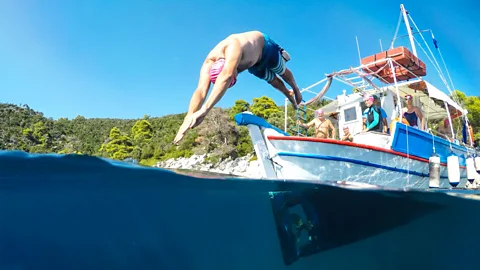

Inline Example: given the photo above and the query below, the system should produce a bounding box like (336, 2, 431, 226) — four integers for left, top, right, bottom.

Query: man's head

(343, 126, 350, 134)
(315, 108, 324, 119)
(209, 59, 237, 88)
(363, 94, 374, 107)
(373, 94, 380, 106)
(444, 118, 450, 127)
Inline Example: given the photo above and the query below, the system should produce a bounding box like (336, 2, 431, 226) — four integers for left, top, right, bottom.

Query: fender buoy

(429, 153, 440, 188)
(466, 155, 476, 183)
(474, 154, 480, 173)
(447, 154, 460, 188)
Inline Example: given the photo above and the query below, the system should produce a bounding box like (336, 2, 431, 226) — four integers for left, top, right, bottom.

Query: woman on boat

(402, 94, 424, 130)
(363, 94, 384, 133)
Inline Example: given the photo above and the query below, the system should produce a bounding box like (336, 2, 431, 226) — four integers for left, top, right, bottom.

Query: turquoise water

(0, 150, 479, 270)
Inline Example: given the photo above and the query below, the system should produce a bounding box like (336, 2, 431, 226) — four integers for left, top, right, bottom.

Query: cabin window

(344, 107, 357, 122)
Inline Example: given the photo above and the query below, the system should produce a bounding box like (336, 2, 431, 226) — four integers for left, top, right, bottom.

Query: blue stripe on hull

(391, 123, 468, 166)
(276, 151, 449, 179)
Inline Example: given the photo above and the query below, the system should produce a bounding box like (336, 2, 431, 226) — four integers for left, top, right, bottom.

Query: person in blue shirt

(362, 94, 388, 134)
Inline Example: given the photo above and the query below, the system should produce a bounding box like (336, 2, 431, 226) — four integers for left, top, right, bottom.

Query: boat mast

(400, 4, 417, 57)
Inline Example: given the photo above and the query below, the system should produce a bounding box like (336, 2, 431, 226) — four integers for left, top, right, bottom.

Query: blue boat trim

(234, 113, 290, 136)
(391, 123, 468, 166)
(276, 151, 448, 179)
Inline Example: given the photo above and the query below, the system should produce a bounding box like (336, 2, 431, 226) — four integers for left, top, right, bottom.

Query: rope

(432, 132, 436, 153)
(406, 123, 410, 185)
(412, 36, 448, 85)
(300, 76, 333, 106)
(431, 30, 456, 91)
(390, 11, 403, 49)
(407, 13, 452, 93)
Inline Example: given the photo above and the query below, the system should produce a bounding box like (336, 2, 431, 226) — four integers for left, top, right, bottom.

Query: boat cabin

(320, 79, 469, 149)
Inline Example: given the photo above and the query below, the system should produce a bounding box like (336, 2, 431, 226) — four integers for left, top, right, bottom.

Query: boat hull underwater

(1, 151, 480, 270)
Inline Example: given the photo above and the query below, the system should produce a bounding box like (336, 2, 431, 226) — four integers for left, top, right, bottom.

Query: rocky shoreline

(153, 153, 262, 178)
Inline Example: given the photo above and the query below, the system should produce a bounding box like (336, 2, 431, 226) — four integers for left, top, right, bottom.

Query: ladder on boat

(290, 101, 309, 136)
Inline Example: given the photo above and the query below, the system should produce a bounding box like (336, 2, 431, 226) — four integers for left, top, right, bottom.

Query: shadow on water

(1, 151, 480, 270)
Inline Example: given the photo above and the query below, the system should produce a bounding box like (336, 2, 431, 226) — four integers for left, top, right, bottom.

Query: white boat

(234, 4, 479, 190)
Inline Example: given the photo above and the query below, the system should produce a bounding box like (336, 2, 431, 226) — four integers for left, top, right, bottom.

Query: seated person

(341, 126, 353, 142)
(362, 94, 384, 133)
(437, 118, 453, 141)
(297, 109, 336, 139)
(402, 94, 424, 130)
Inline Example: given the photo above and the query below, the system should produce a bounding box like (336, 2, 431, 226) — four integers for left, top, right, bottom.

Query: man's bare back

(206, 31, 265, 73)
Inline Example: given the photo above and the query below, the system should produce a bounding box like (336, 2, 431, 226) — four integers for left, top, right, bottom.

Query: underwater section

(0, 151, 479, 270)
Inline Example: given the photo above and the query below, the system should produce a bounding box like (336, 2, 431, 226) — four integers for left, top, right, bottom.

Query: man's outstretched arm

(186, 59, 214, 115)
(198, 40, 242, 115)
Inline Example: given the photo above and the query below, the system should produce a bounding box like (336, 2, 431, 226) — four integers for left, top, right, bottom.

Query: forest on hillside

(0, 90, 478, 166)
(0, 96, 329, 166)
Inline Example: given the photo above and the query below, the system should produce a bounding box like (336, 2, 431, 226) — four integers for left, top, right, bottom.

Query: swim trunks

(248, 34, 287, 83)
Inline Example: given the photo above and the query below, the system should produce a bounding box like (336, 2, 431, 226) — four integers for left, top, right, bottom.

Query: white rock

(154, 153, 261, 178)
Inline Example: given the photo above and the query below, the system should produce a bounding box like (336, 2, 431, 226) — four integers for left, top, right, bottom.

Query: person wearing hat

(362, 94, 384, 133)
(362, 94, 389, 134)
(402, 94, 424, 130)
(297, 109, 336, 139)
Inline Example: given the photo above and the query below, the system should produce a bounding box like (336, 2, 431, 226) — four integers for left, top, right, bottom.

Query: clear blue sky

(1, 0, 478, 120)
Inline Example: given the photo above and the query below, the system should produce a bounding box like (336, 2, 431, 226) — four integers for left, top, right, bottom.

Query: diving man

(173, 31, 303, 144)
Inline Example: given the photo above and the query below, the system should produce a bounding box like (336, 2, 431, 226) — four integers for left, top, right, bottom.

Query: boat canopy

(383, 79, 467, 121)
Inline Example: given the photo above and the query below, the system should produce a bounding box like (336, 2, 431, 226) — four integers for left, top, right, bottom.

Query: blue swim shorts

(248, 34, 287, 83)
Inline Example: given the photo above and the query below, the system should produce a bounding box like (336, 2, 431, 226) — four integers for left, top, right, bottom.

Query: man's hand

(188, 108, 208, 129)
(172, 109, 208, 145)
(173, 115, 193, 145)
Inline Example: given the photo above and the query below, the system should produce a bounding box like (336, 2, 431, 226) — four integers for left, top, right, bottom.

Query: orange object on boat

(361, 46, 427, 84)
(408, 81, 427, 91)
(468, 124, 474, 145)
(390, 117, 410, 132)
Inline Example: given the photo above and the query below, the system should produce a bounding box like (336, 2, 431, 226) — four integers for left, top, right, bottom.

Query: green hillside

(0, 96, 328, 166)
(0, 90, 477, 166)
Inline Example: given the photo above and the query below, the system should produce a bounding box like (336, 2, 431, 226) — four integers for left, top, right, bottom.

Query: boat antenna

(355, 36, 362, 65)
(379, 39, 383, 51)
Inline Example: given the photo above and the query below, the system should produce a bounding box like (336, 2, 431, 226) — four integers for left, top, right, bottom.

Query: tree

(250, 96, 281, 119)
(229, 99, 250, 120)
(130, 119, 153, 160)
(99, 127, 134, 160)
(452, 90, 480, 140)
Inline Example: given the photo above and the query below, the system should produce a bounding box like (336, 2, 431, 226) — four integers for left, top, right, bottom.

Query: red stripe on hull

(266, 136, 466, 169)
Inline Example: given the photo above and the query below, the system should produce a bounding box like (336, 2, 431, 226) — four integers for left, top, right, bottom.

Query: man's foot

(293, 89, 303, 105)
(286, 91, 298, 109)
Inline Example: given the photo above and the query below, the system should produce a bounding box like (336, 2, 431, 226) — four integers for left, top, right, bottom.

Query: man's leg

(269, 75, 297, 108)
(280, 68, 302, 104)
(268, 51, 302, 104)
